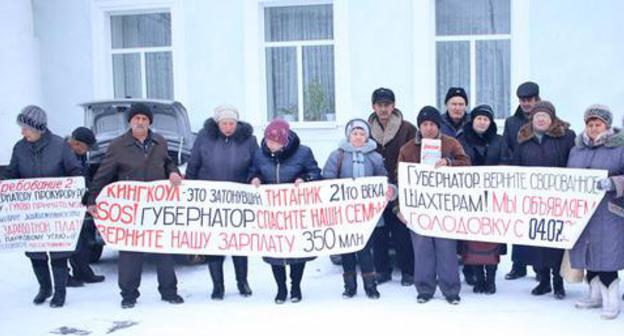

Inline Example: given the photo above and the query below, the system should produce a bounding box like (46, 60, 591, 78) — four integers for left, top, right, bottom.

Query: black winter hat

(417, 106, 442, 128)
(444, 87, 468, 105)
(516, 81, 539, 99)
(127, 103, 153, 124)
(371, 88, 395, 104)
(470, 104, 495, 122)
(71, 127, 96, 147)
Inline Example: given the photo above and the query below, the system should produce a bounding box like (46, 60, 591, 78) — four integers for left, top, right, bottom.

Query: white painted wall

(0, 1, 42, 164)
(4, 0, 624, 166)
(32, 0, 93, 141)
(529, 0, 624, 133)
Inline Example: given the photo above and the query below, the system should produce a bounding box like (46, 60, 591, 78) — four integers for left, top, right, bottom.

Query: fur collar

(414, 130, 442, 145)
(368, 109, 404, 146)
(517, 118, 571, 144)
(461, 121, 498, 145)
(203, 118, 254, 143)
(575, 128, 624, 149)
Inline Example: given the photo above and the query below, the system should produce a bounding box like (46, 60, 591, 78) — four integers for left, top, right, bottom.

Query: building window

(264, 4, 335, 122)
(110, 12, 174, 99)
(435, 0, 511, 118)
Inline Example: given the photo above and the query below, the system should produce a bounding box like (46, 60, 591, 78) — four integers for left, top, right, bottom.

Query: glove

(597, 177, 614, 191)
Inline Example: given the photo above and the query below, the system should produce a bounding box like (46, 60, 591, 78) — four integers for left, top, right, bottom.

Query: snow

(0, 249, 622, 336)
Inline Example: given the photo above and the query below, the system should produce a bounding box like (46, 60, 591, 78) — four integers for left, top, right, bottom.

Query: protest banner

(92, 177, 388, 257)
(0, 177, 86, 252)
(398, 162, 607, 248)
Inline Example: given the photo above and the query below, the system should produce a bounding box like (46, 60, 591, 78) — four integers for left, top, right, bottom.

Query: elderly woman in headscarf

(323, 118, 387, 299)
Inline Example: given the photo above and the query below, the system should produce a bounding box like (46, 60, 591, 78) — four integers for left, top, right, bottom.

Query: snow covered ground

(0, 249, 622, 336)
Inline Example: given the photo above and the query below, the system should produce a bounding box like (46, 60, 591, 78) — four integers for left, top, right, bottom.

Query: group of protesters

(4, 81, 623, 320)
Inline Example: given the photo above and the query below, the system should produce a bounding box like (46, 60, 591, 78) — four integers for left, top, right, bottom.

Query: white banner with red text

(93, 177, 388, 257)
(398, 163, 607, 249)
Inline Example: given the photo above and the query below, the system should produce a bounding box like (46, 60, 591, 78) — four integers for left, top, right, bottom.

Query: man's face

(130, 114, 150, 138)
(68, 139, 89, 155)
(420, 121, 439, 139)
(446, 97, 467, 122)
(373, 101, 395, 122)
(519, 96, 538, 114)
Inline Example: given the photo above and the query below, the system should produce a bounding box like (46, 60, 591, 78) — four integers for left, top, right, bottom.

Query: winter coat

(568, 130, 624, 271)
(249, 130, 321, 265)
(368, 109, 416, 184)
(323, 139, 387, 228)
(186, 118, 258, 183)
(502, 106, 529, 155)
(440, 112, 470, 139)
(457, 122, 510, 264)
(512, 119, 576, 268)
(87, 130, 180, 205)
(322, 140, 387, 180)
(397, 131, 471, 167)
(4, 130, 83, 259)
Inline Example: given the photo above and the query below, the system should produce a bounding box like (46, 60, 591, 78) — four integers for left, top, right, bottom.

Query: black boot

(50, 265, 68, 308)
(290, 263, 305, 303)
(208, 261, 224, 300)
(552, 269, 565, 300)
(505, 262, 527, 280)
(463, 265, 477, 286)
(342, 273, 357, 298)
(271, 265, 287, 304)
(31, 261, 52, 305)
(531, 269, 551, 296)
(484, 265, 497, 294)
(472, 266, 486, 294)
(233, 257, 252, 297)
(363, 273, 380, 299)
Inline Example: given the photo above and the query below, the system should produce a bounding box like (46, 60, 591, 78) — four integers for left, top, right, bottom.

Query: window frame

(262, 1, 336, 125)
(412, 0, 530, 122)
(91, 0, 188, 103)
(110, 12, 173, 99)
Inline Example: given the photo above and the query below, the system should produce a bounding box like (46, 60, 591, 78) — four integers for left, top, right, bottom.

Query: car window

(93, 107, 126, 134)
(153, 113, 179, 133)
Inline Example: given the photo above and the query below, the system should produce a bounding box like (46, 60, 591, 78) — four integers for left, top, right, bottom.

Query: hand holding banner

(398, 163, 607, 249)
(93, 177, 388, 257)
(0, 177, 86, 253)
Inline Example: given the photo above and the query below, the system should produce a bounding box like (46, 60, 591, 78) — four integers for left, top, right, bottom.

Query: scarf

(339, 139, 377, 178)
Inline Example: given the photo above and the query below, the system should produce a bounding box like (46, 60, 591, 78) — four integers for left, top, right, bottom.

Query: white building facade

(1, 0, 623, 164)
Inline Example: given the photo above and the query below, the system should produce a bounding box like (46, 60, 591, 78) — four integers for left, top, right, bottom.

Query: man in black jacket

(87, 103, 184, 308)
(502, 81, 540, 280)
(66, 127, 105, 287)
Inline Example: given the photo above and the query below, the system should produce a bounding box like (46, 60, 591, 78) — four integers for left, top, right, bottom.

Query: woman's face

(472, 115, 491, 134)
(266, 138, 284, 153)
(218, 119, 237, 137)
(349, 128, 367, 148)
(585, 118, 608, 141)
(21, 127, 42, 143)
(532, 112, 552, 132)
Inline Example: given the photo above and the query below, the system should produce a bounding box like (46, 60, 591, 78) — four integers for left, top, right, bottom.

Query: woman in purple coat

(567, 105, 624, 319)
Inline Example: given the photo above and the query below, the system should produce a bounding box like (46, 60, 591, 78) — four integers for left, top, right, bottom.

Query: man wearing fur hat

(396, 106, 470, 304)
(367, 88, 417, 286)
(86, 103, 184, 308)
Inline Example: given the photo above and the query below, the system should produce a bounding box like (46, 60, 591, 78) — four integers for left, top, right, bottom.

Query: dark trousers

(271, 263, 305, 289)
(373, 205, 414, 276)
(587, 270, 618, 287)
(207, 255, 248, 283)
(31, 257, 68, 289)
(70, 215, 97, 279)
(118, 251, 178, 301)
(342, 238, 375, 275)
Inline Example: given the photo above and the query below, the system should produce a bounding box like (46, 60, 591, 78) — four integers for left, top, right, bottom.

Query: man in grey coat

(86, 103, 184, 309)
